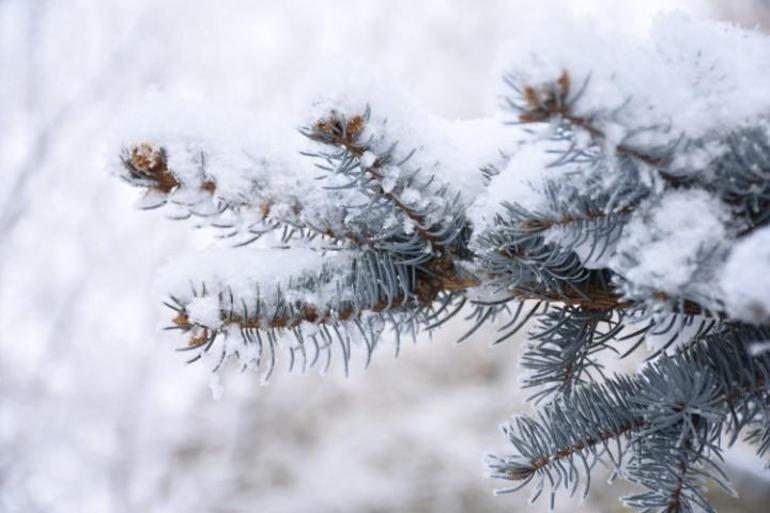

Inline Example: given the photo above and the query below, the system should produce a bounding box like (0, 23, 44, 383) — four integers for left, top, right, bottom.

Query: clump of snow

(468, 137, 561, 230)
(611, 189, 731, 300)
(400, 188, 422, 206)
(380, 165, 401, 194)
(415, 114, 517, 201)
(186, 296, 222, 327)
(721, 226, 770, 323)
(360, 151, 378, 168)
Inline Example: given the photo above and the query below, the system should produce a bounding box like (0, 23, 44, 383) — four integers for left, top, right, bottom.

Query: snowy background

(2, 1, 770, 512)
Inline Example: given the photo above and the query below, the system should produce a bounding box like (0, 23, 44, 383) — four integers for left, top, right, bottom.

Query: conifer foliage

(117, 16, 770, 512)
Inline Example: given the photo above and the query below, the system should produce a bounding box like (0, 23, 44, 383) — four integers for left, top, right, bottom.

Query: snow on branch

(114, 13, 770, 513)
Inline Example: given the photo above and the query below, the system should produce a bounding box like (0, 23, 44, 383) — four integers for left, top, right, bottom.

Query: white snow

(400, 187, 422, 206)
(611, 189, 730, 299)
(722, 226, 770, 323)
(380, 165, 401, 194)
(468, 137, 557, 230)
(185, 295, 222, 327)
(208, 373, 224, 401)
(496, 13, 770, 144)
(360, 151, 378, 168)
(154, 246, 343, 308)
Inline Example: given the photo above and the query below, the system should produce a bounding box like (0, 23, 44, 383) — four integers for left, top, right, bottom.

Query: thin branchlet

(511, 70, 684, 184)
(491, 325, 770, 511)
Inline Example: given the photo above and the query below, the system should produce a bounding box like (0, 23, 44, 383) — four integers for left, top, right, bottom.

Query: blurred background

(2, 1, 770, 512)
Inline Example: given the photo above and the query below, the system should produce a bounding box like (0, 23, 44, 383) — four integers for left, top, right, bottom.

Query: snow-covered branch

(115, 14, 770, 513)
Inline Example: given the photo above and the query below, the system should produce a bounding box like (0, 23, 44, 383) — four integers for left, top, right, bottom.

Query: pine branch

(490, 324, 770, 510)
(488, 375, 644, 505)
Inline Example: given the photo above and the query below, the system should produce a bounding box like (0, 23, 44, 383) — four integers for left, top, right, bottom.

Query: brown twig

(517, 417, 647, 479)
(509, 282, 705, 316)
(518, 205, 636, 233)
